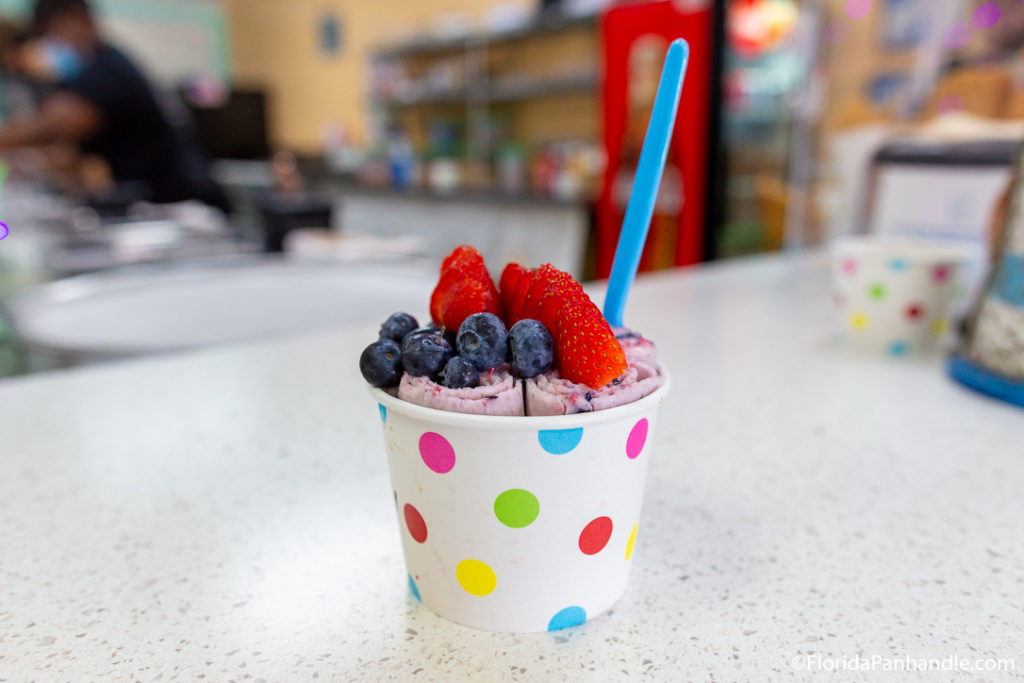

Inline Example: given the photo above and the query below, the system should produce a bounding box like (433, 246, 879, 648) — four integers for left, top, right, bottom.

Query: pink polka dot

(841, 258, 857, 275)
(845, 0, 872, 19)
(972, 2, 1001, 29)
(932, 265, 951, 283)
(626, 418, 648, 460)
(419, 432, 455, 473)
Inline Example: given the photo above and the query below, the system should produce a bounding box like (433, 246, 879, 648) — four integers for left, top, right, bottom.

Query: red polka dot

(404, 503, 427, 543)
(932, 265, 951, 283)
(905, 303, 925, 321)
(579, 516, 613, 555)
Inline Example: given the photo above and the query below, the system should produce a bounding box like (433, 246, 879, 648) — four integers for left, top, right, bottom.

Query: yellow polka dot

(456, 559, 496, 596)
(625, 523, 638, 561)
(850, 312, 869, 331)
(931, 317, 950, 337)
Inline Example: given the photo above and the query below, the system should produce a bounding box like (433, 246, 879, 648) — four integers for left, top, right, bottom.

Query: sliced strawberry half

(507, 266, 535, 324)
(429, 245, 495, 326)
(441, 279, 501, 331)
(519, 264, 560, 322)
(440, 245, 480, 274)
(499, 262, 527, 316)
(533, 270, 583, 332)
(555, 298, 627, 387)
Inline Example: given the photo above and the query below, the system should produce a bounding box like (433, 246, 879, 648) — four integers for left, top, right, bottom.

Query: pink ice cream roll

(614, 327, 658, 370)
(398, 365, 524, 416)
(525, 329, 663, 416)
(525, 363, 663, 416)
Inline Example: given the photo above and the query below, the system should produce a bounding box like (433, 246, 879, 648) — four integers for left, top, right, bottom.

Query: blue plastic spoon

(603, 38, 690, 327)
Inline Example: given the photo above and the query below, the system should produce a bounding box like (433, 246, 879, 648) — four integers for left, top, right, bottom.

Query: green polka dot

(493, 489, 540, 528)
(868, 283, 887, 300)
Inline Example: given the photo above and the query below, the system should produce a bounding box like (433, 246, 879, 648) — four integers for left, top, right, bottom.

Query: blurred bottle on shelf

(427, 157, 460, 194)
(386, 125, 414, 190)
(322, 122, 364, 175)
(497, 143, 527, 195)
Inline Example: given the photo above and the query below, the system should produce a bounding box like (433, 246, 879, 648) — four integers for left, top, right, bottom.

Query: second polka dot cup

(830, 235, 983, 356)
(369, 373, 670, 633)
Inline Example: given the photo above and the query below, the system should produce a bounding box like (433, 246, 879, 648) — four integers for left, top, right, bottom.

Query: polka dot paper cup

(369, 372, 670, 633)
(830, 236, 983, 356)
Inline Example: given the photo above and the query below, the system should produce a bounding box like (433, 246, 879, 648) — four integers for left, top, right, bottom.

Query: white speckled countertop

(1, 253, 1021, 682)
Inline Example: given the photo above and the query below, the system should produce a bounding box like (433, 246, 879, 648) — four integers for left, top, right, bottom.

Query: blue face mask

(42, 40, 85, 81)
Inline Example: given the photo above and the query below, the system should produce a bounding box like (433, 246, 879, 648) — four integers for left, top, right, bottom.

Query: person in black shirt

(0, 0, 229, 212)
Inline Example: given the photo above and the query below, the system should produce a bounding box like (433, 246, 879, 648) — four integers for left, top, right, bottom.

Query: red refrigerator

(596, 1, 715, 278)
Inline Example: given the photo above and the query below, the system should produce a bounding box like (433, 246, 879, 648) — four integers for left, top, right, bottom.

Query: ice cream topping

(359, 244, 664, 415)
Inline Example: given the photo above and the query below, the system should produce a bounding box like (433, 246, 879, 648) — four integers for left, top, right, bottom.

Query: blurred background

(0, 0, 1018, 375)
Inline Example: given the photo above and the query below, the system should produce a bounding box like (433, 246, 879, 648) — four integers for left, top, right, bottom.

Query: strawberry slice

(431, 264, 483, 323)
(430, 246, 492, 325)
(533, 270, 582, 330)
(507, 267, 535, 324)
(441, 279, 501, 331)
(499, 262, 527, 315)
(555, 298, 627, 387)
(440, 245, 480, 274)
(520, 264, 560, 321)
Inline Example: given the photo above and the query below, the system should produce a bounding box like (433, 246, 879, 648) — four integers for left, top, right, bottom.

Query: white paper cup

(368, 372, 670, 633)
(830, 236, 983, 355)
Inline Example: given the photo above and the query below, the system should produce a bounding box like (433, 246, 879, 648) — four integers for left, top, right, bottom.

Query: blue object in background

(883, 0, 925, 48)
(319, 11, 342, 57)
(992, 254, 1024, 308)
(948, 356, 1024, 410)
(387, 129, 413, 190)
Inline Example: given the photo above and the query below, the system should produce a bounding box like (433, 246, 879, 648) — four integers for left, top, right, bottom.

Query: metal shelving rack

(368, 10, 600, 179)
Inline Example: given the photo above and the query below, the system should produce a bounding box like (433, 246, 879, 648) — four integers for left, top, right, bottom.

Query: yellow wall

(225, 0, 533, 153)
(819, 0, 915, 130)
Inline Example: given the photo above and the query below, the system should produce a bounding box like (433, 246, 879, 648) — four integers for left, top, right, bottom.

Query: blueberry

(426, 322, 457, 348)
(401, 327, 453, 378)
(403, 326, 433, 341)
(442, 356, 479, 389)
(380, 312, 419, 342)
(508, 319, 553, 378)
(404, 325, 454, 350)
(456, 313, 507, 371)
(359, 339, 403, 387)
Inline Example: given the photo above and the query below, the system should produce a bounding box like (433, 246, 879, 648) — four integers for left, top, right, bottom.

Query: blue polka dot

(408, 574, 421, 602)
(538, 428, 583, 454)
(548, 606, 586, 631)
(889, 258, 909, 271)
(889, 341, 910, 356)
(379, 404, 387, 422)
